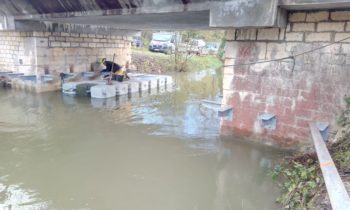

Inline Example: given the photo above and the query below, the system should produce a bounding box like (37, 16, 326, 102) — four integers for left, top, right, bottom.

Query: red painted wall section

(221, 40, 350, 146)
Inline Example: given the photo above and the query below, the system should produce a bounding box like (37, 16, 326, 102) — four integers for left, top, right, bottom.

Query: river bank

(130, 48, 223, 73)
(271, 97, 350, 209)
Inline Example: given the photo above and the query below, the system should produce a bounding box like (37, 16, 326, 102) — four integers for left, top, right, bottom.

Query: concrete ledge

(280, 0, 350, 10)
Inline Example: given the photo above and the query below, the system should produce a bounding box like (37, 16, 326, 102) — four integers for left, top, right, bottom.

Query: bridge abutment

(0, 30, 132, 92)
(221, 10, 350, 145)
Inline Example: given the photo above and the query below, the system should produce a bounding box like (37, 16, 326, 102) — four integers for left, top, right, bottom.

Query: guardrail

(309, 123, 350, 210)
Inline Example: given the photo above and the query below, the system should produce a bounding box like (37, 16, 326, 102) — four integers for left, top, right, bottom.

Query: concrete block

(266, 43, 288, 59)
(89, 43, 96, 48)
(61, 32, 70, 37)
(345, 22, 350, 31)
(88, 34, 95, 38)
(305, 32, 331, 42)
(36, 37, 48, 47)
(257, 28, 279, 40)
(306, 11, 329, 22)
(91, 84, 116, 98)
(255, 42, 267, 60)
(157, 76, 166, 88)
(289, 12, 306, 22)
(341, 43, 350, 54)
(50, 41, 61, 47)
(279, 28, 286, 40)
(317, 22, 345, 32)
(335, 33, 350, 43)
(71, 42, 80, 47)
(293, 23, 315, 32)
(286, 42, 312, 53)
(224, 41, 238, 59)
(286, 32, 304, 41)
(123, 81, 139, 93)
(149, 78, 158, 89)
(80, 43, 89, 47)
(61, 42, 70, 47)
(223, 74, 233, 90)
(114, 82, 128, 95)
(55, 37, 66, 42)
(33, 32, 45, 37)
(96, 43, 104, 48)
(331, 11, 350, 21)
(165, 76, 173, 86)
(236, 29, 257, 41)
(80, 34, 88, 38)
(226, 29, 236, 41)
(223, 65, 234, 75)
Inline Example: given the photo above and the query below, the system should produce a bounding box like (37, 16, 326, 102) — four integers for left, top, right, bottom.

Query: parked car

(187, 39, 206, 55)
(205, 42, 220, 55)
(132, 36, 143, 47)
(149, 32, 180, 54)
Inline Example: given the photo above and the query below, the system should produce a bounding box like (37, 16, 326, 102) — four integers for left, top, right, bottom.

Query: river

(0, 69, 284, 210)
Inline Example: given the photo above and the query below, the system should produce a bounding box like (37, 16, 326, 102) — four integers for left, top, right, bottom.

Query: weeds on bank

(270, 155, 323, 209)
(270, 96, 350, 209)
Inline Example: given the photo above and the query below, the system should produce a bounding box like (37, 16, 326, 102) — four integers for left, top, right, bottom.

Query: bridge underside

(1, 0, 350, 32)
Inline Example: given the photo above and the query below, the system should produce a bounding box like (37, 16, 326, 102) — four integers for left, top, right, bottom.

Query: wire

(223, 35, 350, 67)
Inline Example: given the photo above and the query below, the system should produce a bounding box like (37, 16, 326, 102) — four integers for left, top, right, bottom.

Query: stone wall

(0, 31, 132, 91)
(222, 10, 350, 145)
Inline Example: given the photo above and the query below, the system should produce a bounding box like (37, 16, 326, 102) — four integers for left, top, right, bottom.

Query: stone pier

(221, 10, 350, 145)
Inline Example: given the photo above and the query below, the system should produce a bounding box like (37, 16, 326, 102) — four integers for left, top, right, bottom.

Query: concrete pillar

(221, 9, 350, 145)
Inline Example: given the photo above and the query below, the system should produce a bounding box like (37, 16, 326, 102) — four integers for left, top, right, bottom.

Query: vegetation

(132, 30, 225, 72)
(270, 96, 350, 209)
(131, 48, 222, 73)
(270, 154, 323, 209)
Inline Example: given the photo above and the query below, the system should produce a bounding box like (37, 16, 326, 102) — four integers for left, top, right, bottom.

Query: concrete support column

(221, 9, 350, 145)
(0, 31, 132, 92)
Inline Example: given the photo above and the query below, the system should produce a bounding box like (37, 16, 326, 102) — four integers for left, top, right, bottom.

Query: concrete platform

(62, 81, 104, 95)
(90, 85, 117, 99)
(59, 73, 173, 97)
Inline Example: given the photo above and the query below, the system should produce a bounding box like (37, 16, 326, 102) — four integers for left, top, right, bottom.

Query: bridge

(1, 0, 350, 32)
(0, 0, 350, 144)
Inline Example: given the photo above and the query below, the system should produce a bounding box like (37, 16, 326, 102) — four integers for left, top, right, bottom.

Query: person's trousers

(112, 75, 123, 82)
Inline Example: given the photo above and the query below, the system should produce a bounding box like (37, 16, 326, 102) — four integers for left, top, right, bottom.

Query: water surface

(0, 69, 283, 210)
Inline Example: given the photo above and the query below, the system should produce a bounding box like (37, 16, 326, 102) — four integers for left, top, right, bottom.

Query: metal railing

(309, 123, 350, 210)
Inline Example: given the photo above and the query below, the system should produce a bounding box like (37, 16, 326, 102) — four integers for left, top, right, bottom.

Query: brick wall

(0, 31, 132, 89)
(222, 10, 350, 145)
(0, 32, 26, 72)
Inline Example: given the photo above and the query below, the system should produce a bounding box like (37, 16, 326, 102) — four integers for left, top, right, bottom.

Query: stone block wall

(222, 10, 350, 145)
(0, 31, 132, 91)
(0, 32, 27, 72)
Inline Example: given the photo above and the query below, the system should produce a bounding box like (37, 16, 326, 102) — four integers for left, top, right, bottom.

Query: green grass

(132, 47, 223, 72)
(188, 55, 223, 71)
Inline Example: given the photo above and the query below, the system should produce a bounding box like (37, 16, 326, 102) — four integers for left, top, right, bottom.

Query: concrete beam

(20, 10, 212, 30)
(14, 20, 138, 36)
(0, 16, 15, 30)
(210, 0, 286, 28)
(280, 0, 350, 10)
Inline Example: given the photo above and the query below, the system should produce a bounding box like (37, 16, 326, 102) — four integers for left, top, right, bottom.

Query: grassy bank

(131, 48, 223, 73)
(270, 97, 350, 209)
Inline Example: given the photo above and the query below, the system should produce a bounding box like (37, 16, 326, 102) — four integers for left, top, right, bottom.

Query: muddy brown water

(0, 69, 284, 210)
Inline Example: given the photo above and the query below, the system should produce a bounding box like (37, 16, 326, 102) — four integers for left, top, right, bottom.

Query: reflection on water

(0, 69, 283, 210)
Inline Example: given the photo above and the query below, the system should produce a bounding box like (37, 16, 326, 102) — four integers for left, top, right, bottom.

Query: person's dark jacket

(104, 61, 122, 73)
